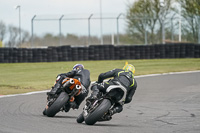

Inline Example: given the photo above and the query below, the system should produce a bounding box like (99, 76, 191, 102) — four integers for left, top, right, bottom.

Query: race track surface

(0, 71, 200, 133)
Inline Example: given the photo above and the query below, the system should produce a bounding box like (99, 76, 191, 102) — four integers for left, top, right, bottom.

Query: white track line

(0, 90, 49, 98)
(0, 70, 200, 98)
(135, 70, 200, 78)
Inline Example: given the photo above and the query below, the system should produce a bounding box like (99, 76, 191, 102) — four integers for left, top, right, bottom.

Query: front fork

(45, 93, 58, 109)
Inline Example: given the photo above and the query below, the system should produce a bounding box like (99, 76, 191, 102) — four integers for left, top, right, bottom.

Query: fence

(29, 14, 188, 47)
(0, 43, 199, 63)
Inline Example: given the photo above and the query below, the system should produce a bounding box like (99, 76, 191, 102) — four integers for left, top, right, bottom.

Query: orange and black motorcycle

(43, 75, 82, 117)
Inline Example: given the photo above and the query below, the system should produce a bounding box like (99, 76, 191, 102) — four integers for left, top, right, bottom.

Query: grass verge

(0, 58, 199, 95)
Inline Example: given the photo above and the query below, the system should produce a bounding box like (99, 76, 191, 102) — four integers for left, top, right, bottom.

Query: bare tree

(126, 0, 174, 44)
(0, 21, 6, 42)
(7, 25, 19, 47)
(20, 30, 30, 47)
(177, 0, 200, 43)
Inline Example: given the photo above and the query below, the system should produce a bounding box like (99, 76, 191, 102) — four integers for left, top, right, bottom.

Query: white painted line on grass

(0, 70, 200, 99)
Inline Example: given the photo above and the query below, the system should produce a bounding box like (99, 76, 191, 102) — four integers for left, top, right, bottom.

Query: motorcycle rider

(87, 62, 137, 120)
(54, 64, 91, 111)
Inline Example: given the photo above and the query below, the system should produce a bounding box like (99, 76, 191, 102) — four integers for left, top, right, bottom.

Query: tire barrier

(0, 43, 199, 63)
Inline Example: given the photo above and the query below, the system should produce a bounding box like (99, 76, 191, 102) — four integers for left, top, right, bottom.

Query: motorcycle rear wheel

(46, 92, 69, 117)
(85, 99, 111, 125)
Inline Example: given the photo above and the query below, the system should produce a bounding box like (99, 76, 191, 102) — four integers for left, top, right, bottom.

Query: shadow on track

(41, 115, 77, 119)
(78, 122, 135, 127)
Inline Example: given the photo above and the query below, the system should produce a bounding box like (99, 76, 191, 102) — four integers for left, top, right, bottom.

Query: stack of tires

(194, 44, 200, 58)
(0, 43, 199, 63)
(88, 45, 104, 60)
(0, 48, 3, 63)
(47, 47, 58, 62)
(88, 45, 95, 60)
(32, 48, 46, 62)
(71, 47, 79, 61)
(57, 46, 71, 61)
(103, 45, 115, 60)
(129, 46, 136, 59)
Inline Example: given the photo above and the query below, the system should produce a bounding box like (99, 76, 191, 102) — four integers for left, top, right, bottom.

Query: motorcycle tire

(46, 92, 69, 117)
(43, 108, 47, 115)
(76, 113, 84, 123)
(85, 99, 111, 125)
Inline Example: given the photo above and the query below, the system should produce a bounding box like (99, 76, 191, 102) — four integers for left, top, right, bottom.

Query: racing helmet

(73, 64, 84, 70)
(123, 61, 135, 74)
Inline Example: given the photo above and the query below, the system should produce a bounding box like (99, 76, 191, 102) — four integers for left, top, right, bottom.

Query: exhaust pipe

(69, 78, 74, 84)
(76, 85, 81, 90)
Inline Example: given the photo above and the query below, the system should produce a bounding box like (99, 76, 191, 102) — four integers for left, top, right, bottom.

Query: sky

(0, 0, 136, 37)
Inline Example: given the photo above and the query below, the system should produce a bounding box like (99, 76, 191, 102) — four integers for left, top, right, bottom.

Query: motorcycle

(43, 75, 82, 117)
(76, 81, 127, 125)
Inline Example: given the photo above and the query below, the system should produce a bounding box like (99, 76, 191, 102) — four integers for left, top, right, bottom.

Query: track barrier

(0, 43, 199, 63)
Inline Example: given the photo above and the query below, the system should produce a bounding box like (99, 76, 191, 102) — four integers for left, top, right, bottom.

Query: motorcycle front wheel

(46, 91, 69, 117)
(85, 99, 111, 125)
(76, 113, 84, 123)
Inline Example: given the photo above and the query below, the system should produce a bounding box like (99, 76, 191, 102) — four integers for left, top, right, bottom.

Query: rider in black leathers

(56, 64, 91, 111)
(88, 62, 137, 120)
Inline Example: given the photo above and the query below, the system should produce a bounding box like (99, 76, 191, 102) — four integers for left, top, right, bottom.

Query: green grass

(0, 58, 200, 95)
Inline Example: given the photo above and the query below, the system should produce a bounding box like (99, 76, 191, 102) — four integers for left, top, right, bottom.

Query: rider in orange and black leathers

(57, 64, 91, 111)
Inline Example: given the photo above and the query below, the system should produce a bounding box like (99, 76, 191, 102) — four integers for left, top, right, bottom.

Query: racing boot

(63, 103, 71, 112)
(98, 114, 112, 121)
(98, 106, 123, 121)
(109, 105, 123, 115)
(70, 101, 79, 110)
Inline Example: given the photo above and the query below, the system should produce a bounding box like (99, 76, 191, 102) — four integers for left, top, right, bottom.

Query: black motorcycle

(76, 81, 127, 125)
(43, 75, 82, 117)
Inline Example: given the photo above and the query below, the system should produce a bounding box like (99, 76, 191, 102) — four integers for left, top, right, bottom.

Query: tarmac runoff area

(0, 70, 200, 133)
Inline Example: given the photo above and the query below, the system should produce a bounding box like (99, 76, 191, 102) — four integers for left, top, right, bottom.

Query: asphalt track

(0, 71, 200, 133)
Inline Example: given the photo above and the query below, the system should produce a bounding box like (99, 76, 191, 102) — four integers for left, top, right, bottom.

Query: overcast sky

(0, 0, 135, 36)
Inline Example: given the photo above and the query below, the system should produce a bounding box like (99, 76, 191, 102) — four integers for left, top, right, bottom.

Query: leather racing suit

(90, 68, 137, 115)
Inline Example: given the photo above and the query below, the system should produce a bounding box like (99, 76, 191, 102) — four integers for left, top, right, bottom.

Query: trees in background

(177, 0, 200, 43)
(0, 21, 6, 43)
(126, 0, 200, 44)
(0, 21, 30, 47)
(126, 0, 175, 44)
(33, 33, 114, 47)
(1, 0, 200, 47)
